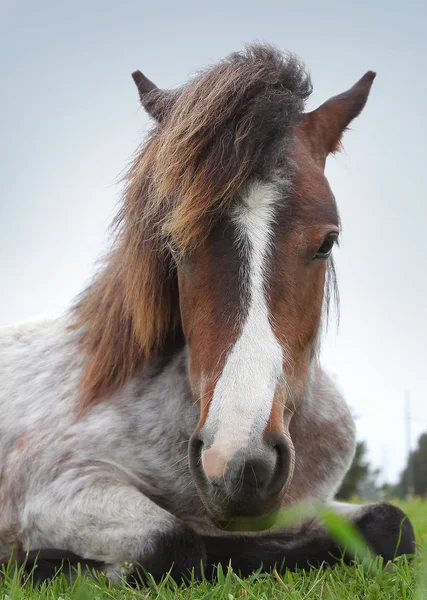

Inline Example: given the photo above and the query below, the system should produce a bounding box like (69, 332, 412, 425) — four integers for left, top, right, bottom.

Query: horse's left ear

(301, 71, 376, 167)
(132, 70, 175, 122)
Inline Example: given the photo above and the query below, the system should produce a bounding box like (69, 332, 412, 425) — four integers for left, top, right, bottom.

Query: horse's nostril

(265, 432, 292, 497)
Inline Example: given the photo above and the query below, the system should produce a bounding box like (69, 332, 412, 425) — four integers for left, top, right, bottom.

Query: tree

(399, 432, 427, 496)
(380, 482, 404, 499)
(336, 441, 378, 500)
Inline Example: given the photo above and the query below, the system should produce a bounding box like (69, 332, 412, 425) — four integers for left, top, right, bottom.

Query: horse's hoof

(355, 502, 416, 561)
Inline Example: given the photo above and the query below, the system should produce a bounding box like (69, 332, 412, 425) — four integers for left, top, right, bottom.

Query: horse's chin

(211, 511, 280, 533)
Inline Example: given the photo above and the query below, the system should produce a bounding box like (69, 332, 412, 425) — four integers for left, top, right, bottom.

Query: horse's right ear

(131, 70, 175, 122)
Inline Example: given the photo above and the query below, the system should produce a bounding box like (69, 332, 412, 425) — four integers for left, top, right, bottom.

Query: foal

(0, 44, 414, 582)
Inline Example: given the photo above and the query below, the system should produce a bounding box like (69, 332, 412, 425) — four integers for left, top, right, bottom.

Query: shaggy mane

(72, 44, 312, 408)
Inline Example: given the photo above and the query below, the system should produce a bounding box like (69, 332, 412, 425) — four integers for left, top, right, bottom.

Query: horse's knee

(354, 502, 416, 561)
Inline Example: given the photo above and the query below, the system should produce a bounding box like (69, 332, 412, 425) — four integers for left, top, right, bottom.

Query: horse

(0, 44, 415, 583)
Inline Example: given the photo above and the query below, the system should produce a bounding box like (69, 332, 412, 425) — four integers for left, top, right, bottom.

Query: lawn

(1, 498, 426, 600)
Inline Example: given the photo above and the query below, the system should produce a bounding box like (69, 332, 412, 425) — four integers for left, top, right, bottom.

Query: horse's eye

(314, 234, 337, 259)
(167, 239, 180, 257)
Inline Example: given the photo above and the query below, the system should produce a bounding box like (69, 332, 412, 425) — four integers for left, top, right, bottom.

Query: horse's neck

(138, 344, 192, 403)
(117, 342, 196, 449)
(111, 344, 202, 515)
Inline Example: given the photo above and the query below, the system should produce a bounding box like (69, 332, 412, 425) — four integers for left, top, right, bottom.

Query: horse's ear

(301, 71, 376, 167)
(131, 70, 175, 122)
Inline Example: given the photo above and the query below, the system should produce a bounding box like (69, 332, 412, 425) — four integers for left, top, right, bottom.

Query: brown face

(130, 61, 376, 527)
(175, 128, 340, 525)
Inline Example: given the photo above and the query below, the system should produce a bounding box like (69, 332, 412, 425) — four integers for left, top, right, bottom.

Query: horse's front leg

(325, 500, 415, 560)
(199, 500, 415, 578)
(20, 473, 206, 582)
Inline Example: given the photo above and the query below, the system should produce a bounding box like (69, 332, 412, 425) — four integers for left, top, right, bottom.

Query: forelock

(126, 43, 313, 252)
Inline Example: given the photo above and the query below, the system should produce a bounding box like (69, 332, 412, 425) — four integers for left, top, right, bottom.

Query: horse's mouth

(197, 482, 285, 533)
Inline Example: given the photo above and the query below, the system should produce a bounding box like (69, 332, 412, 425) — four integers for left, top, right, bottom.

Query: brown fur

(301, 71, 376, 166)
(245, 133, 339, 439)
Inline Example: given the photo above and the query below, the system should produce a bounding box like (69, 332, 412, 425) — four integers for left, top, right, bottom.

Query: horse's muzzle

(188, 431, 292, 523)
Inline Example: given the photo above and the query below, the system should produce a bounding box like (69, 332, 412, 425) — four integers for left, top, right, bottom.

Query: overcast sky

(1, 0, 426, 484)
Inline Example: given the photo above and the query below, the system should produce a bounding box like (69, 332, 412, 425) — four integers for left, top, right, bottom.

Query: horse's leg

(326, 500, 415, 559)
(200, 501, 415, 577)
(8, 502, 414, 583)
(5, 488, 415, 582)
(18, 475, 206, 582)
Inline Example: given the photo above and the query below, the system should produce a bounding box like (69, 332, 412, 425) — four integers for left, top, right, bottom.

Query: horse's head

(75, 46, 375, 527)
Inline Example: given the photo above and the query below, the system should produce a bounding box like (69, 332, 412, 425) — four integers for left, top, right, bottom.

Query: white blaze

(202, 181, 285, 476)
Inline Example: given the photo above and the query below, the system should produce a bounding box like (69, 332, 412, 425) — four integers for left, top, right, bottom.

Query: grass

(1, 498, 426, 600)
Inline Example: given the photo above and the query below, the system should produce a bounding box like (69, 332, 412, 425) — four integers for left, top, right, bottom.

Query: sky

(1, 0, 426, 484)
